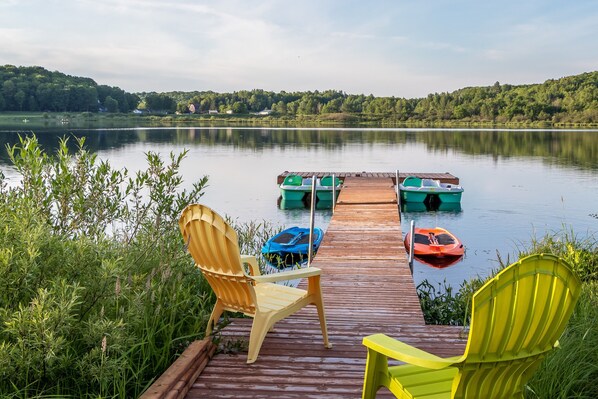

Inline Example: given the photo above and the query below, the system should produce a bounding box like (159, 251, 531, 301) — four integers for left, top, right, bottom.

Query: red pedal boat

(404, 227, 464, 258)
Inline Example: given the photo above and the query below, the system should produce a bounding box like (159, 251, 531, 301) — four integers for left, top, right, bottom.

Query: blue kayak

(261, 226, 323, 268)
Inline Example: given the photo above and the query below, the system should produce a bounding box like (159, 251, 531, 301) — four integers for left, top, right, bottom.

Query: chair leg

(362, 349, 388, 399)
(205, 300, 224, 337)
(247, 312, 272, 364)
(308, 276, 332, 348)
(315, 297, 332, 349)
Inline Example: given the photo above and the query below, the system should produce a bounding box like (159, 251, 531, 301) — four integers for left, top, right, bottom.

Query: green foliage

(0, 65, 140, 113)
(0, 134, 212, 397)
(514, 229, 598, 282)
(417, 278, 484, 326)
(158, 72, 597, 124)
(525, 282, 598, 399)
(143, 93, 177, 113)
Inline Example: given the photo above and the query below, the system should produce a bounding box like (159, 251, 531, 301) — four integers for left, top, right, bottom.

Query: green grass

(525, 281, 598, 398)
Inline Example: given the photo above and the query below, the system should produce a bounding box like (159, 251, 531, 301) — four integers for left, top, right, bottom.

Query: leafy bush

(417, 278, 484, 326)
(0, 135, 213, 397)
(517, 228, 598, 282)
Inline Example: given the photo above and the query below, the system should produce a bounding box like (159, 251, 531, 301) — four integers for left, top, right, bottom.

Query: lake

(1, 127, 597, 289)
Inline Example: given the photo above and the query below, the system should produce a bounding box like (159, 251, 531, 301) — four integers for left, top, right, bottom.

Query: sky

(0, 0, 596, 98)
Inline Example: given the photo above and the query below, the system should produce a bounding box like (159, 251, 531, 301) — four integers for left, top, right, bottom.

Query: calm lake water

(1, 127, 597, 289)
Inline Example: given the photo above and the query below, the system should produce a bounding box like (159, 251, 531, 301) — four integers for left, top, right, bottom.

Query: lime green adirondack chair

(362, 253, 581, 399)
(179, 204, 331, 364)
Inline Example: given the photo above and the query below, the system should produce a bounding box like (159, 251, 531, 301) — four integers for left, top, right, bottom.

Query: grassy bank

(417, 230, 598, 398)
(1, 111, 597, 130)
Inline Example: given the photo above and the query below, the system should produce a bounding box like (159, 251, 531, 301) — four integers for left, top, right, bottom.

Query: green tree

(104, 96, 119, 112)
(297, 94, 319, 115)
(341, 95, 363, 113)
(231, 101, 248, 113)
(321, 98, 342, 113)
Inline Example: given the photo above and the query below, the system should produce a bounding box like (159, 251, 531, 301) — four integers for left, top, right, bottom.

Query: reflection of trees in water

(0, 128, 596, 170)
(0, 131, 139, 163)
(419, 130, 598, 169)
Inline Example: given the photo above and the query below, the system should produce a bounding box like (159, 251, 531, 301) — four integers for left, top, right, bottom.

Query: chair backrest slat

(179, 204, 257, 315)
(456, 254, 581, 398)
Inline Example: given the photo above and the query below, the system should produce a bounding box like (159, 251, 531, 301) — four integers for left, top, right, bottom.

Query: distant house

(258, 108, 272, 116)
(188, 103, 201, 114)
(132, 109, 143, 114)
(208, 109, 219, 114)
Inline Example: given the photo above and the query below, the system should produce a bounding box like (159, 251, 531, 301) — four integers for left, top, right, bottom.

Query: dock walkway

(142, 176, 466, 399)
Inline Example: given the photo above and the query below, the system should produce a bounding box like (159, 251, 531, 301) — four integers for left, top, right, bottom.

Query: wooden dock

(142, 175, 466, 399)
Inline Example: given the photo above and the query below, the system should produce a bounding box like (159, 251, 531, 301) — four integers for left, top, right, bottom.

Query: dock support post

(308, 175, 317, 266)
(332, 173, 336, 214)
(396, 169, 401, 220)
(408, 220, 415, 273)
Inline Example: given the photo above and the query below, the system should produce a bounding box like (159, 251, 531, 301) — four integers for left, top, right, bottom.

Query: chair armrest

(241, 255, 261, 276)
(251, 267, 322, 283)
(362, 333, 463, 370)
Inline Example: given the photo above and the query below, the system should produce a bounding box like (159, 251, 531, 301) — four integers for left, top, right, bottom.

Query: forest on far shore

(1, 65, 596, 124)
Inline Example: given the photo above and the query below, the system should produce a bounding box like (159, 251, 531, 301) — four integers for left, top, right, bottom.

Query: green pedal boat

(279, 174, 341, 201)
(399, 175, 464, 203)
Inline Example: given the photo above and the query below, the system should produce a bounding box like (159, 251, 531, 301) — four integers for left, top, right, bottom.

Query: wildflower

(115, 276, 121, 297)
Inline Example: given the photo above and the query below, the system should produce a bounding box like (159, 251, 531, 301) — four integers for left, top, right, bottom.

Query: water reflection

(401, 201, 463, 213)
(414, 255, 464, 269)
(0, 128, 597, 170)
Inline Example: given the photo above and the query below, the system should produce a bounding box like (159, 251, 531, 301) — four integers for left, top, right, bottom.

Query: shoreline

(2, 111, 597, 130)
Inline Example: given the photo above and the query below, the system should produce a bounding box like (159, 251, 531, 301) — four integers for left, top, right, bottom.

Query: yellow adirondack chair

(362, 253, 581, 398)
(179, 204, 332, 363)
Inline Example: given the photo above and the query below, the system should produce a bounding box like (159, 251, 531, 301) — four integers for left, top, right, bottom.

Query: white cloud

(0, 1, 595, 97)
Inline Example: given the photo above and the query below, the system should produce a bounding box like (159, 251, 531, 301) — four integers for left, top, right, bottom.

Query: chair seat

(254, 283, 308, 313)
(388, 365, 457, 398)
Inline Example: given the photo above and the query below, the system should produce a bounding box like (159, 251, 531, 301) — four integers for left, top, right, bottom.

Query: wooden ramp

(143, 176, 466, 399)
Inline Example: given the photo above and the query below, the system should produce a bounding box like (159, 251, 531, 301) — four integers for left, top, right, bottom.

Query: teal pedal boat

(399, 176, 463, 203)
(279, 174, 341, 201)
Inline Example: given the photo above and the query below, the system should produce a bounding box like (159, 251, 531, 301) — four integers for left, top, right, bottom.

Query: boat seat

(402, 176, 422, 187)
(414, 233, 430, 244)
(435, 234, 455, 245)
(271, 232, 296, 244)
(282, 174, 303, 186)
(321, 175, 341, 187)
(295, 234, 310, 245)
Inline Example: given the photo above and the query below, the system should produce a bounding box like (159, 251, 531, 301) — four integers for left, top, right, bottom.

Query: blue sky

(1, 0, 596, 97)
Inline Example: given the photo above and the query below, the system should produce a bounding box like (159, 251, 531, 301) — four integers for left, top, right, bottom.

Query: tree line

(2, 65, 596, 124)
(149, 71, 597, 124)
(0, 65, 139, 113)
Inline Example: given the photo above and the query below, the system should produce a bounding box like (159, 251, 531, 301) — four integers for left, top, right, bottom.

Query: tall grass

(517, 230, 598, 398)
(0, 135, 215, 398)
(525, 281, 598, 398)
